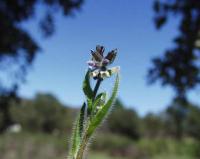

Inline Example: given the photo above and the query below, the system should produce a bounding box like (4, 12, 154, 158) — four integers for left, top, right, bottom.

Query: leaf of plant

(92, 92, 106, 115)
(87, 73, 119, 137)
(70, 103, 86, 158)
(83, 71, 94, 114)
(69, 118, 80, 158)
(79, 102, 86, 136)
(83, 70, 93, 100)
(87, 98, 93, 116)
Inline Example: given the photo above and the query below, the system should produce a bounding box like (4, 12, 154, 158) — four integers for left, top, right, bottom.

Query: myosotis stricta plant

(68, 45, 120, 159)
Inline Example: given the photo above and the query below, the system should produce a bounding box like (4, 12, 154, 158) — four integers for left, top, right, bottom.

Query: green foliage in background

(6, 91, 200, 141)
(10, 93, 75, 134)
(107, 99, 141, 140)
(0, 132, 199, 159)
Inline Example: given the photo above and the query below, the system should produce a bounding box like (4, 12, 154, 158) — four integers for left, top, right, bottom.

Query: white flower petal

(109, 66, 120, 75)
(100, 71, 110, 79)
(90, 70, 99, 77)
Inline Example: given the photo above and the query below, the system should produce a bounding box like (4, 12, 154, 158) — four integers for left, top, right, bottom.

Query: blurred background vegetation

(1, 95, 200, 159)
(1, 0, 200, 159)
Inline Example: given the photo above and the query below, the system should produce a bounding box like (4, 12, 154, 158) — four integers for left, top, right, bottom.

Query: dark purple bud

(102, 58, 110, 66)
(91, 50, 103, 62)
(105, 49, 117, 64)
(96, 45, 105, 56)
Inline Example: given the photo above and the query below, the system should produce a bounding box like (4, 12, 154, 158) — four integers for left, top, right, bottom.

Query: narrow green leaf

(87, 74, 119, 137)
(79, 102, 86, 137)
(87, 98, 93, 116)
(83, 71, 93, 100)
(70, 118, 80, 158)
(69, 103, 86, 158)
(92, 92, 106, 115)
(83, 71, 94, 115)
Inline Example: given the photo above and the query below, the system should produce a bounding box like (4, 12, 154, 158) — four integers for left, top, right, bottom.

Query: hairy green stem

(93, 78, 102, 101)
(75, 78, 102, 159)
(76, 131, 89, 159)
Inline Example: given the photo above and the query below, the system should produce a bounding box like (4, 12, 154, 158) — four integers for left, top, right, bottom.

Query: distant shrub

(10, 93, 75, 134)
(92, 133, 147, 159)
(107, 99, 141, 140)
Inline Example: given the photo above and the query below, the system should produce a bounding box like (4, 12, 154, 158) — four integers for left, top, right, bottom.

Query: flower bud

(96, 45, 105, 56)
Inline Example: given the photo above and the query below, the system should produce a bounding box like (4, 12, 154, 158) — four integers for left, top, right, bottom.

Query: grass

(89, 152, 125, 159)
(0, 132, 117, 159)
(137, 138, 200, 158)
(0, 132, 67, 159)
(0, 132, 199, 159)
(153, 155, 194, 159)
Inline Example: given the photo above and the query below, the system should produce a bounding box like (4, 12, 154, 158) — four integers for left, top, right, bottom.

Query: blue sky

(18, 0, 200, 115)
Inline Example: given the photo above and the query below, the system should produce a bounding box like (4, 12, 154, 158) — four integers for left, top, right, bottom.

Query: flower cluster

(87, 45, 120, 79)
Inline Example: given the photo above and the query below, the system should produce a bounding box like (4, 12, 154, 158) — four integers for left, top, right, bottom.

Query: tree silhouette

(0, 0, 84, 132)
(166, 97, 189, 139)
(148, 0, 200, 139)
(148, 0, 200, 98)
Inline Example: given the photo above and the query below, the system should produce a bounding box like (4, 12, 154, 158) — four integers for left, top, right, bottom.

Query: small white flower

(109, 66, 120, 75)
(90, 66, 120, 79)
(90, 70, 99, 77)
(100, 71, 110, 79)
